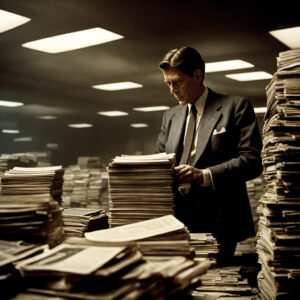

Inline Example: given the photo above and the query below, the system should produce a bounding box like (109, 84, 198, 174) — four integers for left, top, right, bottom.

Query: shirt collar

(188, 86, 208, 115)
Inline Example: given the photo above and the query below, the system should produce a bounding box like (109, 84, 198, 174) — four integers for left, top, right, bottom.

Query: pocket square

(213, 127, 226, 135)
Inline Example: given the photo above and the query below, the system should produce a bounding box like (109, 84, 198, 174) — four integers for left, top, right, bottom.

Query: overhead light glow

(22, 27, 124, 53)
(254, 107, 267, 114)
(68, 123, 93, 128)
(225, 71, 272, 81)
(133, 106, 170, 112)
(269, 26, 300, 49)
(92, 82, 143, 91)
(2, 129, 19, 134)
(0, 9, 31, 33)
(97, 111, 128, 117)
(0, 100, 24, 107)
(38, 115, 57, 120)
(14, 137, 32, 142)
(46, 143, 58, 149)
(206, 60, 254, 73)
(130, 123, 148, 128)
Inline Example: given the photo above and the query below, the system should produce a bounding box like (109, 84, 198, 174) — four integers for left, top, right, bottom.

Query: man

(156, 47, 263, 265)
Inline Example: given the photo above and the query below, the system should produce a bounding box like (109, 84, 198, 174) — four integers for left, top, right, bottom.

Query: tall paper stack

(107, 153, 176, 227)
(62, 165, 108, 210)
(0, 166, 65, 247)
(257, 49, 300, 299)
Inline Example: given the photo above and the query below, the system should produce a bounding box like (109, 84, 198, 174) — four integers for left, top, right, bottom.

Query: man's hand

(174, 165, 203, 184)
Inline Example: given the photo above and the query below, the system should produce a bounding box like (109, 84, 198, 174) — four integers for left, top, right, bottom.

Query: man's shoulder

(163, 104, 185, 117)
(208, 89, 250, 106)
(209, 88, 245, 101)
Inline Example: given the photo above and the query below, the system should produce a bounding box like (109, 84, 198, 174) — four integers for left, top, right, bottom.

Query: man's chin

(178, 99, 187, 105)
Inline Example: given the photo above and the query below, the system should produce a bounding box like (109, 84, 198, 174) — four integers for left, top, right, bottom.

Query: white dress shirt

(183, 87, 213, 187)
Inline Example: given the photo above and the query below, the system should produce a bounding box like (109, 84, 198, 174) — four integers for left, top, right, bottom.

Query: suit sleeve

(208, 98, 263, 190)
(155, 111, 168, 153)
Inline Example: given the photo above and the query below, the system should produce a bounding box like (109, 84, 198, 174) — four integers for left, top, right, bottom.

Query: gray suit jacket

(156, 88, 263, 242)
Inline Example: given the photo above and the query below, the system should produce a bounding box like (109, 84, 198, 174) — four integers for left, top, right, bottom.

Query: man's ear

(193, 69, 203, 82)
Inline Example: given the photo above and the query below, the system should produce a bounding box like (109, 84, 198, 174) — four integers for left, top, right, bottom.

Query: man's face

(163, 67, 201, 105)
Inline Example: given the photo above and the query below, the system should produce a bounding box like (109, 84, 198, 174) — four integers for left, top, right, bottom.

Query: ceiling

(0, 0, 299, 166)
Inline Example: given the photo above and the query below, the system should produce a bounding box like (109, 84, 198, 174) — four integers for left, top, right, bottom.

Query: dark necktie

(180, 104, 197, 165)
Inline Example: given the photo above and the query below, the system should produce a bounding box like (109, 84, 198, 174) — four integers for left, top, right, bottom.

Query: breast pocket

(210, 131, 234, 157)
(212, 131, 228, 145)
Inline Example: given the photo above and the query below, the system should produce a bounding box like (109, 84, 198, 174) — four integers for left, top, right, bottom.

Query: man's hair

(159, 47, 205, 80)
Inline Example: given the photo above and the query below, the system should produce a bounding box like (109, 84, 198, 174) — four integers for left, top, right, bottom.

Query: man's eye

(165, 79, 182, 87)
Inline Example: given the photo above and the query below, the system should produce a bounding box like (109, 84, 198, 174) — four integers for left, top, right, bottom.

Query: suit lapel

(194, 89, 222, 164)
(166, 105, 187, 155)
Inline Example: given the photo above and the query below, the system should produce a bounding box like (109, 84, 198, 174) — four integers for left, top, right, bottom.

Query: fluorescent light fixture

(0, 100, 24, 107)
(14, 137, 32, 142)
(254, 107, 267, 114)
(269, 26, 300, 49)
(46, 143, 58, 149)
(38, 115, 57, 120)
(133, 106, 170, 112)
(22, 27, 124, 53)
(130, 123, 148, 128)
(68, 123, 93, 128)
(0, 9, 31, 33)
(92, 81, 143, 91)
(206, 60, 254, 73)
(97, 111, 128, 117)
(2, 129, 19, 134)
(225, 71, 272, 81)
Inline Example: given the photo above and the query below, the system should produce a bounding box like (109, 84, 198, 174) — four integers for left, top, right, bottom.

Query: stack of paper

(0, 239, 48, 299)
(61, 167, 75, 206)
(62, 207, 108, 237)
(193, 266, 253, 297)
(107, 153, 176, 227)
(0, 166, 65, 247)
(1, 166, 64, 203)
(70, 167, 90, 207)
(0, 153, 37, 173)
(235, 236, 257, 256)
(235, 176, 264, 258)
(85, 215, 194, 260)
(62, 165, 109, 210)
(246, 176, 264, 232)
(0, 239, 48, 267)
(190, 233, 219, 266)
(87, 168, 104, 207)
(77, 156, 102, 168)
(16, 238, 211, 299)
(257, 48, 300, 299)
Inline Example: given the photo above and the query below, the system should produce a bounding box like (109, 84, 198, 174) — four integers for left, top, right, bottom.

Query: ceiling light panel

(14, 137, 32, 142)
(0, 9, 31, 33)
(68, 123, 93, 128)
(225, 71, 272, 81)
(254, 107, 267, 114)
(38, 115, 57, 120)
(46, 143, 58, 149)
(97, 111, 128, 117)
(133, 106, 170, 112)
(269, 26, 300, 49)
(93, 82, 143, 91)
(206, 60, 254, 73)
(2, 129, 19, 134)
(0, 100, 24, 107)
(130, 123, 148, 128)
(22, 27, 124, 53)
